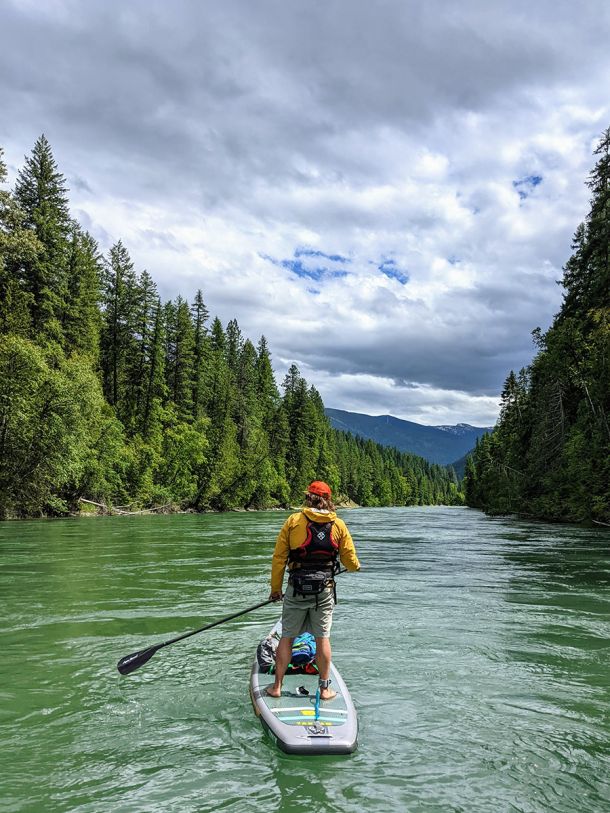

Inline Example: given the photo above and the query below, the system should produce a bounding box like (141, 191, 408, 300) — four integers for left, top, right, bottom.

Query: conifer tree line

(0, 135, 461, 518)
(465, 128, 610, 524)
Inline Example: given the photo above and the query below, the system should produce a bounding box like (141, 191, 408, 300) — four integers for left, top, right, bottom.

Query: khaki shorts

(281, 587, 334, 639)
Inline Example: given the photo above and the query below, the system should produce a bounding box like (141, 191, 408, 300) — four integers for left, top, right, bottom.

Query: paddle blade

(117, 645, 158, 675)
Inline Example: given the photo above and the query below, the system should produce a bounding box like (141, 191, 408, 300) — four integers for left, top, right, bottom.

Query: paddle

(117, 597, 275, 675)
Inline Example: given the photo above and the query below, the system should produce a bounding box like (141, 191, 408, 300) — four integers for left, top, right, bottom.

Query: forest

(0, 136, 462, 518)
(465, 128, 610, 524)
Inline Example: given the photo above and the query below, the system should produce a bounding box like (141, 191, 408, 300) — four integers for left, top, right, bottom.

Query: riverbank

(1, 495, 363, 520)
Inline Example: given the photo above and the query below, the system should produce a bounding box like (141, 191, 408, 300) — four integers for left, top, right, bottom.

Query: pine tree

(234, 340, 258, 448)
(164, 296, 195, 421)
(119, 269, 160, 433)
(225, 318, 243, 377)
(249, 335, 290, 505)
(100, 241, 139, 415)
(0, 148, 39, 337)
(213, 338, 263, 506)
(191, 289, 210, 419)
(255, 337, 278, 409)
(281, 367, 319, 500)
(141, 298, 167, 439)
(63, 228, 102, 358)
(14, 135, 71, 344)
(192, 318, 237, 508)
(583, 127, 610, 313)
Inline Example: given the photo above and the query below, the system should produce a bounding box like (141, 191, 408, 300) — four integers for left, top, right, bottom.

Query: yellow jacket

(270, 508, 360, 593)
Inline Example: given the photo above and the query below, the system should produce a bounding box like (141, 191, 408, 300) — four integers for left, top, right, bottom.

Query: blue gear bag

(290, 632, 316, 665)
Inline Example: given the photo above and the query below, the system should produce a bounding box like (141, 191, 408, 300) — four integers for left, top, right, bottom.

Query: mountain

(448, 452, 470, 479)
(325, 408, 491, 466)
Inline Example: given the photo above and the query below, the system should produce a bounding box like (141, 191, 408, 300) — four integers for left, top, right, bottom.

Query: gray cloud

(1, 0, 609, 423)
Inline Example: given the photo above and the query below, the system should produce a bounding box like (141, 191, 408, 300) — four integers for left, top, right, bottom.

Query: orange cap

(307, 481, 332, 497)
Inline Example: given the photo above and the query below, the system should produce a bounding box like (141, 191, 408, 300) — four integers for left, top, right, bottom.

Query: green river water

(1, 507, 609, 813)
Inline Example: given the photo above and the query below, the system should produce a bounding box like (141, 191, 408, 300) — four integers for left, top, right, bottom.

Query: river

(1, 507, 609, 813)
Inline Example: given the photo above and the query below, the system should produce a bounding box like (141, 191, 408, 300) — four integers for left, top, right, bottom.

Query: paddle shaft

(117, 597, 276, 674)
(156, 597, 276, 649)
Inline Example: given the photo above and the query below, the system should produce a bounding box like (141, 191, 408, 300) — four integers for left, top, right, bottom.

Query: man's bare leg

(266, 636, 293, 697)
(315, 637, 337, 700)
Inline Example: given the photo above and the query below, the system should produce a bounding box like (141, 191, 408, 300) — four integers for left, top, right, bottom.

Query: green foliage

(0, 335, 126, 517)
(466, 128, 610, 524)
(153, 415, 209, 505)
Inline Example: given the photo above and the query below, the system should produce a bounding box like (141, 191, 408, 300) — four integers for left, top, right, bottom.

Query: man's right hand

(269, 591, 283, 602)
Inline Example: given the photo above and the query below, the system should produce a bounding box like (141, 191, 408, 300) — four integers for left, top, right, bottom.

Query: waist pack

(289, 568, 332, 597)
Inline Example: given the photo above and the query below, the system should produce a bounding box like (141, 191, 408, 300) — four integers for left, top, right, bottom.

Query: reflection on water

(1, 508, 609, 813)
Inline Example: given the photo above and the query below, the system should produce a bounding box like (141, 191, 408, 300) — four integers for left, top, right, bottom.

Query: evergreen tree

(215, 338, 264, 506)
(14, 135, 71, 344)
(100, 240, 138, 415)
(141, 298, 166, 440)
(256, 336, 279, 411)
(282, 365, 310, 499)
(225, 318, 243, 377)
(193, 318, 239, 508)
(120, 270, 161, 434)
(164, 296, 195, 421)
(191, 289, 210, 419)
(0, 148, 39, 337)
(63, 227, 102, 358)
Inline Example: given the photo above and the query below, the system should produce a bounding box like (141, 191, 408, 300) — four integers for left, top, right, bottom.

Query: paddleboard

(250, 621, 358, 755)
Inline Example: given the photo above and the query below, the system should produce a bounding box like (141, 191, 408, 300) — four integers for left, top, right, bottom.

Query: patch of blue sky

(513, 174, 543, 200)
(281, 258, 348, 281)
(379, 259, 409, 285)
(294, 247, 350, 264)
(260, 252, 349, 282)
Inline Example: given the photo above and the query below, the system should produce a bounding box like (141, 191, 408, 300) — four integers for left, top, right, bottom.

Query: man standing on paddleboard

(267, 481, 360, 700)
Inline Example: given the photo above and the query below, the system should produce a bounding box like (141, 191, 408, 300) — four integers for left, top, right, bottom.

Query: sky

(1, 0, 609, 426)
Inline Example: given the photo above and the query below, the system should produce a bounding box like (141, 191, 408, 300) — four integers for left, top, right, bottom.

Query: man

(267, 480, 360, 700)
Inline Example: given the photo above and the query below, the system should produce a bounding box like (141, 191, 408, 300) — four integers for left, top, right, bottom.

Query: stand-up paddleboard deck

(250, 622, 358, 755)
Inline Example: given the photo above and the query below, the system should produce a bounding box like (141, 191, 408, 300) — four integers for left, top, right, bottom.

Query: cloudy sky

(1, 0, 609, 426)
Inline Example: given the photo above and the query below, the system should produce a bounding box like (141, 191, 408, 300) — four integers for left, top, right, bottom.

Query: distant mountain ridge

(326, 408, 492, 466)
(435, 423, 483, 437)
